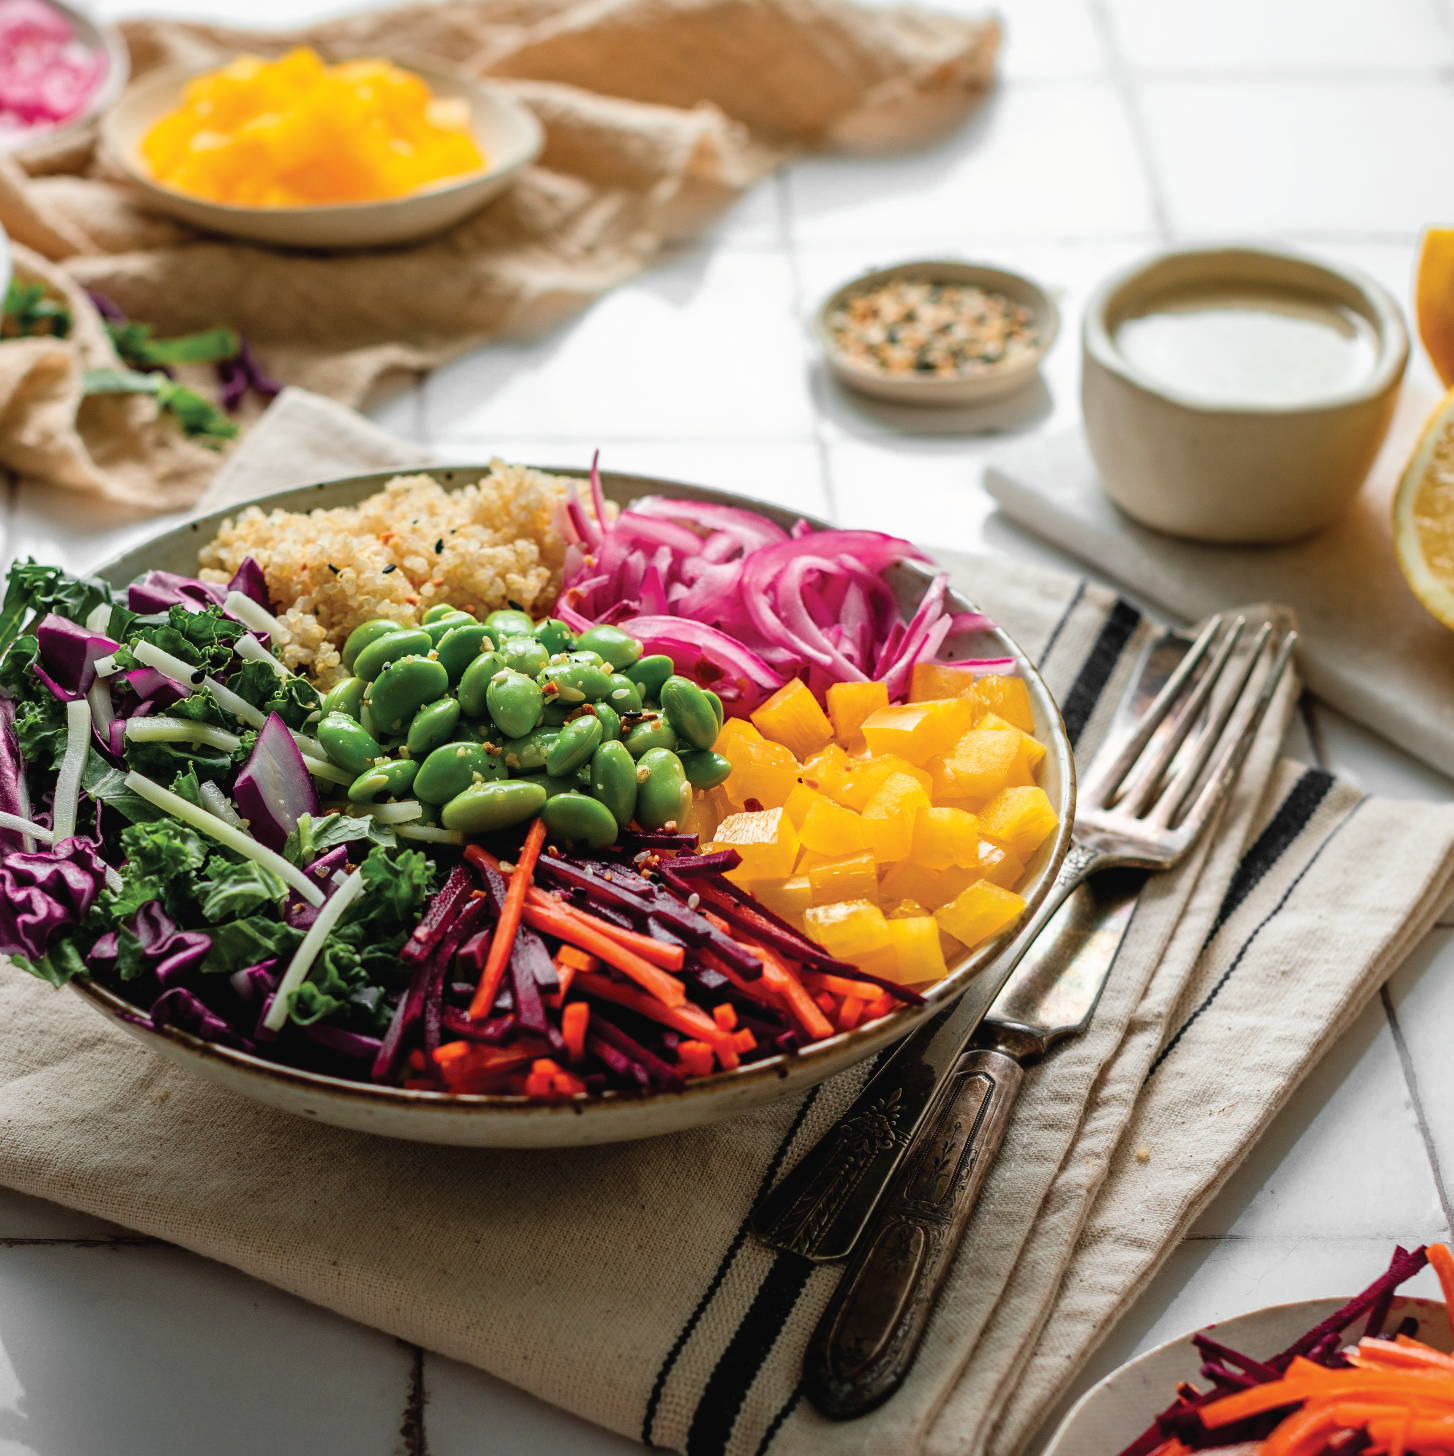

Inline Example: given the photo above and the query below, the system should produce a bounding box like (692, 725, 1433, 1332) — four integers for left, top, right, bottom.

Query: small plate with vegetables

(0, 463, 1072, 1147)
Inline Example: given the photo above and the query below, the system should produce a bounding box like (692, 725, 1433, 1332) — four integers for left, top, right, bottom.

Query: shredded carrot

(678, 1040, 715, 1077)
(467, 820, 546, 1020)
(574, 971, 739, 1068)
(523, 900, 687, 1007)
(562, 1001, 590, 1063)
(712, 1003, 738, 1032)
(733, 1028, 756, 1052)
(1431, 1243, 1454, 1314)
(557, 945, 599, 973)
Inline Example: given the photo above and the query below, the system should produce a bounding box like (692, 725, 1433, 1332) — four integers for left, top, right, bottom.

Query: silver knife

(801, 866, 1145, 1419)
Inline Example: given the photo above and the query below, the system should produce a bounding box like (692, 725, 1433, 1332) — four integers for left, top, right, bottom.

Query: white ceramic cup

(1081, 245, 1408, 544)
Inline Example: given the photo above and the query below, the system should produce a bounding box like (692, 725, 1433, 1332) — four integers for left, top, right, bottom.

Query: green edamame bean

(545, 714, 603, 777)
(603, 678, 643, 714)
(563, 648, 606, 669)
(540, 700, 575, 727)
(589, 740, 637, 827)
(532, 618, 575, 653)
(456, 651, 506, 718)
(348, 757, 418, 803)
(575, 624, 643, 670)
(542, 792, 618, 851)
(405, 696, 462, 756)
(353, 627, 433, 683)
(423, 611, 477, 646)
(704, 689, 725, 728)
(499, 635, 550, 677)
(625, 654, 674, 700)
(659, 675, 720, 751)
(414, 740, 506, 805)
(515, 773, 581, 799)
(317, 711, 384, 776)
(485, 608, 535, 638)
(634, 747, 691, 831)
(679, 749, 733, 789)
(539, 661, 612, 704)
(623, 714, 678, 759)
(486, 668, 544, 738)
(592, 702, 622, 742)
(441, 779, 546, 833)
(342, 618, 405, 673)
(322, 675, 366, 720)
(501, 727, 561, 773)
(422, 603, 464, 624)
(360, 701, 382, 741)
(435, 624, 497, 684)
(367, 655, 450, 735)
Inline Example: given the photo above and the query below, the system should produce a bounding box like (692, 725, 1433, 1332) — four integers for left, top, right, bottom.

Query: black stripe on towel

(1147, 792, 1364, 1080)
(685, 1252, 815, 1456)
(1059, 597, 1143, 748)
(640, 1085, 825, 1446)
(1201, 768, 1335, 949)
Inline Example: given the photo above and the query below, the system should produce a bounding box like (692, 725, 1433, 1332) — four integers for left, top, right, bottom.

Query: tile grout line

(1086, 0, 1174, 245)
(1381, 984, 1454, 1236)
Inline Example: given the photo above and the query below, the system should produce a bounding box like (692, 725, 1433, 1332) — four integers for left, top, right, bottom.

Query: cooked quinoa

(197, 463, 584, 683)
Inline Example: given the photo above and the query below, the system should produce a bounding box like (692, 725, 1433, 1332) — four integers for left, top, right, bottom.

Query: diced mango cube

(833, 753, 931, 811)
(861, 698, 976, 765)
(752, 680, 834, 759)
(936, 880, 1027, 948)
(911, 806, 982, 870)
(938, 729, 1024, 801)
(978, 713, 1046, 770)
(827, 679, 889, 751)
(807, 851, 879, 905)
(749, 874, 814, 923)
(800, 743, 855, 801)
(804, 899, 891, 958)
(722, 734, 799, 811)
(882, 916, 948, 983)
(909, 661, 981, 701)
(799, 797, 870, 857)
(885, 897, 929, 919)
(975, 675, 1035, 733)
(861, 772, 931, 861)
(706, 807, 800, 878)
(978, 787, 1058, 860)
(978, 838, 1025, 889)
(879, 859, 978, 910)
(784, 782, 831, 828)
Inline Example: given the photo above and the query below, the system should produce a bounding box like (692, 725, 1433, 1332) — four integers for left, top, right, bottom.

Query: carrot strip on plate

(1431, 1242, 1454, 1314)
(523, 900, 687, 1008)
(561, 1001, 590, 1063)
(466, 821, 546, 1020)
(574, 971, 739, 1068)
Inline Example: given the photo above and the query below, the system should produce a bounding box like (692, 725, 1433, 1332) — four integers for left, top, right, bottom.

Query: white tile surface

(10, 1, 1454, 1452)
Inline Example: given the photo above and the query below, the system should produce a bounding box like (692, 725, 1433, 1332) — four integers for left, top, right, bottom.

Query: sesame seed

(382, 564, 398, 575)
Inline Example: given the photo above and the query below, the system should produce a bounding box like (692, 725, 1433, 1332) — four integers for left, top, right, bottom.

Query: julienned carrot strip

(1204, 1371, 1454, 1428)
(1431, 1244, 1454, 1315)
(574, 971, 739, 1068)
(466, 821, 546, 1020)
(562, 1001, 590, 1063)
(804, 970, 887, 1002)
(523, 901, 687, 1008)
(678, 1040, 715, 1077)
(557, 945, 599, 973)
(1352, 1338, 1454, 1371)
(744, 937, 835, 1042)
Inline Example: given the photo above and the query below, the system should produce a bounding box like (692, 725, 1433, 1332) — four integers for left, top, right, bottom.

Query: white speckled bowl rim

(68, 466, 1075, 1143)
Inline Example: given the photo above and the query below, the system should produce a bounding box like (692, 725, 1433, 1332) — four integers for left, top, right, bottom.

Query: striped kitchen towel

(2, 394, 1454, 1456)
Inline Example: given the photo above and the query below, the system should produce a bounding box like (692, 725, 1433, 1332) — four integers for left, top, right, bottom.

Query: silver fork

(752, 613, 1298, 1271)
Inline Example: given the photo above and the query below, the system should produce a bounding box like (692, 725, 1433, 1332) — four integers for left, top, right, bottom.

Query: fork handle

(803, 1047, 1023, 1419)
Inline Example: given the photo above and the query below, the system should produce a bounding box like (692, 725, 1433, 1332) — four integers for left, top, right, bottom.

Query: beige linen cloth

(985, 400, 1454, 782)
(0, 0, 998, 511)
(3, 397, 1454, 1455)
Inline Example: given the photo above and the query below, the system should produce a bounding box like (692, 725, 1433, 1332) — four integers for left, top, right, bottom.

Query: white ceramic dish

(1082, 244, 1408, 544)
(100, 64, 543, 251)
(814, 259, 1059, 407)
(65, 465, 1075, 1147)
(1044, 1294, 1449, 1454)
(0, 0, 129, 158)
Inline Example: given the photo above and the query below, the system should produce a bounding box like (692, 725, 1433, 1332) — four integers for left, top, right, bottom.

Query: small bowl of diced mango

(102, 48, 543, 250)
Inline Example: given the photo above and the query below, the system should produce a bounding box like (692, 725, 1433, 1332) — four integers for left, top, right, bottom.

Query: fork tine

(1115, 616, 1246, 818)
(1150, 627, 1297, 834)
(1081, 613, 1226, 809)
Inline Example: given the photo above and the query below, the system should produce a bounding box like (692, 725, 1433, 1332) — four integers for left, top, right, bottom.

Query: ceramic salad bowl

(67, 466, 1075, 1147)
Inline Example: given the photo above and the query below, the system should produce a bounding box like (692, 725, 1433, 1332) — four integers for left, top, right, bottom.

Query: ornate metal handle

(802, 1047, 1023, 1419)
(751, 841, 1102, 1262)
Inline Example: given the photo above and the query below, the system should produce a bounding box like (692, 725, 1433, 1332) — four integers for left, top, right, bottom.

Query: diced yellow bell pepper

(977, 786, 1058, 860)
(706, 807, 800, 878)
(978, 838, 1025, 889)
(937, 729, 1024, 802)
(751, 679, 834, 759)
(827, 679, 889, 751)
(909, 662, 981, 701)
(911, 806, 982, 870)
(974, 674, 1035, 733)
(799, 797, 870, 857)
(832, 753, 931, 811)
(882, 915, 948, 983)
(878, 859, 978, 910)
(807, 852, 879, 905)
(804, 899, 891, 958)
(721, 733, 799, 811)
(800, 743, 855, 801)
(748, 874, 814, 923)
(861, 772, 931, 861)
(936, 880, 1027, 948)
(884, 897, 930, 919)
(783, 782, 831, 829)
(861, 698, 976, 765)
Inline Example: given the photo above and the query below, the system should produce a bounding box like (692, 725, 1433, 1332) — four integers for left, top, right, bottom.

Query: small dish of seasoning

(814, 259, 1059, 406)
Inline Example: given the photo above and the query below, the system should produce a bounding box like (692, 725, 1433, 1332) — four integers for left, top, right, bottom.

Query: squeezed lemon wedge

(1393, 385, 1454, 629)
